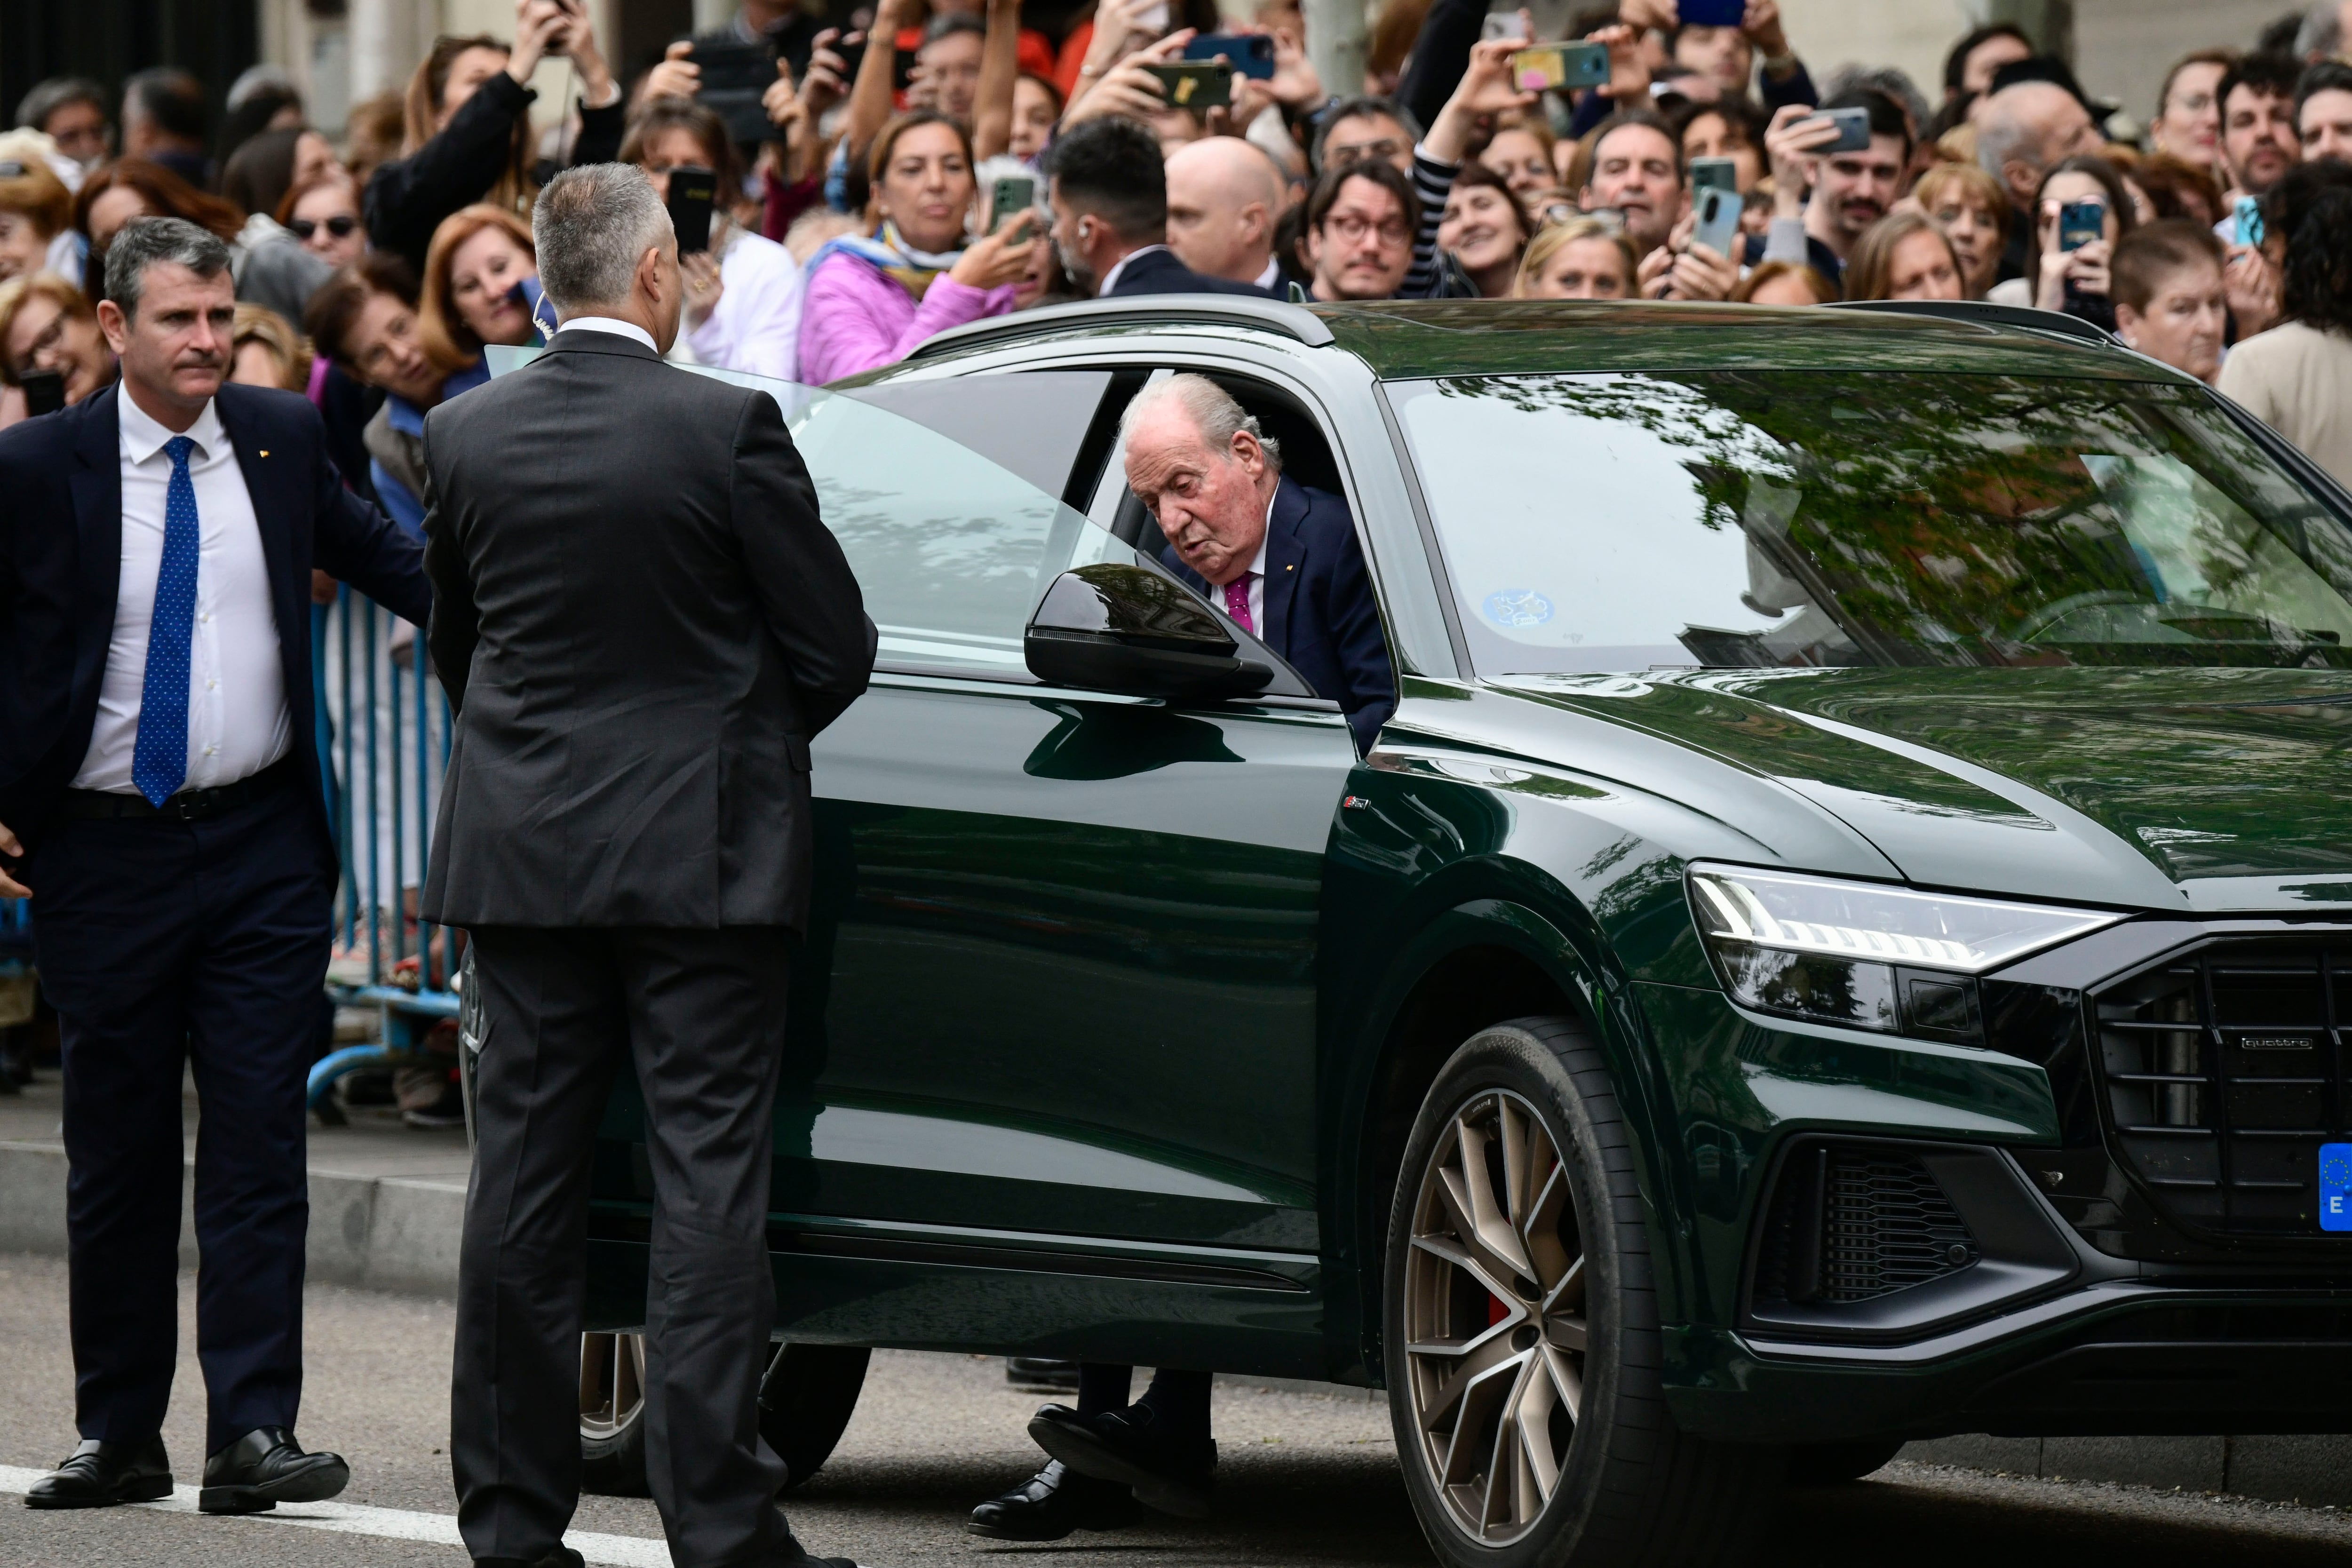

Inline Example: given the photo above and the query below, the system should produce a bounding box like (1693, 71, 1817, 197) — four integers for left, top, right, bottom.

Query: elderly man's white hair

(533, 163, 672, 315)
(1119, 374, 1283, 469)
(1976, 80, 2073, 180)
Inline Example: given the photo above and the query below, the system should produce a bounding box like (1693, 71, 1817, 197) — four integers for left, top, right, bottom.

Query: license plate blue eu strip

(2322, 1143, 2352, 1232)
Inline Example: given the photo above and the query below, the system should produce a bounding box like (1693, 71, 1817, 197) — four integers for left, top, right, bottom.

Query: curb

(0, 1139, 464, 1300)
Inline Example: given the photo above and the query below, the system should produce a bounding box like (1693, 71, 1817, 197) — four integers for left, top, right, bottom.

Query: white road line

(0, 1465, 674, 1566)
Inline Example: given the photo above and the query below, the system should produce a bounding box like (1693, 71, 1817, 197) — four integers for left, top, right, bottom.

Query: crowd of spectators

(4, 0, 2352, 484)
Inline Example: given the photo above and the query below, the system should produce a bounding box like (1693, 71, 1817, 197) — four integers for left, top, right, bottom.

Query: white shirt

(1253, 256, 1283, 291)
(557, 317, 660, 352)
(683, 224, 805, 382)
(1096, 244, 1172, 297)
(73, 392, 288, 794)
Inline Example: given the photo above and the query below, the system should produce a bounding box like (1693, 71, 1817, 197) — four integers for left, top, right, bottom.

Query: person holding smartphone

(0, 271, 117, 430)
(624, 98, 805, 382)
(1986, 155, 2137, 333)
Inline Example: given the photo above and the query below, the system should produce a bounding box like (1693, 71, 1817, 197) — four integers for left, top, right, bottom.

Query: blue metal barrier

(309, 586, 460, 1117)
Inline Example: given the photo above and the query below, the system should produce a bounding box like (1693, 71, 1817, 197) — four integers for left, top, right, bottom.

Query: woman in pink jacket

(799, 111, 1038, 385)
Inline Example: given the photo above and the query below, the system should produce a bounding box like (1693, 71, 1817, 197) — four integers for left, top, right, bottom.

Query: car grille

(1754, 1143, 1979, 1305)
(2093, 938, 2352, 1238)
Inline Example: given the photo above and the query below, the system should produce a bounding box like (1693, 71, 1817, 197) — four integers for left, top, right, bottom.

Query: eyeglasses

(289, 215, 358, 240)
(1327, 138, 1405, 168)
(1322, 212, 1409, 244)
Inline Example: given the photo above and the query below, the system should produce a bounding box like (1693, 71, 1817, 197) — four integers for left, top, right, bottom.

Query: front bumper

(1669, 1283, 2352, 1441)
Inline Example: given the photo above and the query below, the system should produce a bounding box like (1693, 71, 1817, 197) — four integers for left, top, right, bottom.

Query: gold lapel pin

(259, 450, 270, 457)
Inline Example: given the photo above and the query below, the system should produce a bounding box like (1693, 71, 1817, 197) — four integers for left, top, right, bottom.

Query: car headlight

(1686, 864, 2120, 1041)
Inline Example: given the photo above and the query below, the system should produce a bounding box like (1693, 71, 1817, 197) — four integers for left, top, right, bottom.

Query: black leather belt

(60, 755, 300, 823)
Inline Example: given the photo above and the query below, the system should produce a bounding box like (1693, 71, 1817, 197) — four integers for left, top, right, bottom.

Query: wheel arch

(1323, 885, 1695, 1388)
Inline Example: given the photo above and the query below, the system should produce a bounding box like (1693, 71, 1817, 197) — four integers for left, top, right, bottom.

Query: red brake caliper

(1487, 1290, 1510, 1327)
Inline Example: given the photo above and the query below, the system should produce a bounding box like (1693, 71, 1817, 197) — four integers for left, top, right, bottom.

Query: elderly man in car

(966, 374, 1393, 1540)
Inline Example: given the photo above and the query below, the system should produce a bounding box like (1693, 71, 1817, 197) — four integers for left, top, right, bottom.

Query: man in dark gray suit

(420, 163, 876, 1568)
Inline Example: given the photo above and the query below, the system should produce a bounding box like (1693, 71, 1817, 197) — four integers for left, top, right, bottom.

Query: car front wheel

(1386, 1018, 1783, 1568)
(578, 1333, 870, 1497)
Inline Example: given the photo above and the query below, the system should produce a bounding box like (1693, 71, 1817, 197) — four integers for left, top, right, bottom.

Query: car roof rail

(1822, 297, 2123, 349)
(907, 294, 1339, 359)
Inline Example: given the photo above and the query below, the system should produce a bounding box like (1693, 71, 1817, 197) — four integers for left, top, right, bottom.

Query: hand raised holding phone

(948, 208, 1038, 291)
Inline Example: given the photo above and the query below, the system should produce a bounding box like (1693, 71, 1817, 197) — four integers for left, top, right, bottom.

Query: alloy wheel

(580, 1331, 646, 1442)
(1401, 1088, 1587, 1548)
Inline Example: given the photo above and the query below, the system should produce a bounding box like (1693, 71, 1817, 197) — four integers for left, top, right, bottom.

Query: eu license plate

(2323, 1143, 2352, 1232)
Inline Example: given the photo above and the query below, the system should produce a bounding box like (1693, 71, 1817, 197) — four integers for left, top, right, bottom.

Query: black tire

(1785, 1438, 1904, 1486)
(1384, 1017, 1786, 1568)
(759, 1343, 871, 1490)
(578, 1335, 870, 1497)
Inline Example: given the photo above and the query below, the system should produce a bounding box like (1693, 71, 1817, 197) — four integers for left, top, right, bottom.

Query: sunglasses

(289, 215, 358, 240)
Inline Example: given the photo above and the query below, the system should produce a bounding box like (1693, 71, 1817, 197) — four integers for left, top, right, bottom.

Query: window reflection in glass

(1391, 372, 2352, 673)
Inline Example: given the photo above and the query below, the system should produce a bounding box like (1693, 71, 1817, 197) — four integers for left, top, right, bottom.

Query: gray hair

(16, 76, 106, 134)
(104, 216, 232, 318)
(1120, 373, 1283, 470)
(533, 163, 672, 316)
(2299, 1, 2343, 62)
(1821, 64, 1931, 138)
(1976, 80, 2063, 178)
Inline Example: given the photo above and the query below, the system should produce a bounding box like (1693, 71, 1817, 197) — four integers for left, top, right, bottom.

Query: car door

(770, 369, 1364, 1263)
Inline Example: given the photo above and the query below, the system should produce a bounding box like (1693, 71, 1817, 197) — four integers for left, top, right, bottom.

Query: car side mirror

(1025, 564, 1276, 702)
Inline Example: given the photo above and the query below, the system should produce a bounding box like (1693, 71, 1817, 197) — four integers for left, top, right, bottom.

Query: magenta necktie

(1224, 575, 1254, 634)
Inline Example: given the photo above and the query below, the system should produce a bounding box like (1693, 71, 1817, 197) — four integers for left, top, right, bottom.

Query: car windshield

(1388, 372, 2352, 674)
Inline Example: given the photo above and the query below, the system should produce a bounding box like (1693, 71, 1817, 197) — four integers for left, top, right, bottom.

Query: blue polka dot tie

(131, 434, 199, 808)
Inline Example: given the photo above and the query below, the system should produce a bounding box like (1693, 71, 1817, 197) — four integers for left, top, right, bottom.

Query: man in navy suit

(1042, 117, 1281, 301)
(1135, 374, 1395, 750)
(0, 218, 430, 1513)
(966, 372, 1394, 1543)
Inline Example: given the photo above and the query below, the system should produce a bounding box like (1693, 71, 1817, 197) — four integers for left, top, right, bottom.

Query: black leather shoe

(1028, 1404, 1216, 1519)
(968, 1458, 1144, 1540)
(24, 1436, 172, 1509)
(199, 1427, 350, 1514)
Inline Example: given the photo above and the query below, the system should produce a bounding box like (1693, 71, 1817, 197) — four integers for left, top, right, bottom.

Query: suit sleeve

(729, 390, 877, 737)
(307, 405, 434, 630)
(419, 424, 481, 715)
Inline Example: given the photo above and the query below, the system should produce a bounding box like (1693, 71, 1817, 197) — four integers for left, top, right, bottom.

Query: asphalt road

(0, 1255, 2349, 1567)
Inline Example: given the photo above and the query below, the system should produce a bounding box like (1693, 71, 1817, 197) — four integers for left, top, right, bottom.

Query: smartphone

(665, 164, 718, 255)
(1677, 0, 1746, 24)
(1480, 12, 1526, 41)
(1690, 156, 1739, 194)
(2057, 198, 2105, 252)
(691, 37, 785, 147)
(989, 173, 1036, 231)
(543, 0, 582, 56)
(1143, 62, 1233, 110)
(1692, 183, 1741, 260)
(1183, 33, 1277, 80)
(1801, 105, 1873, 153)
(2235, 193, 2266, 248)
(1511, 42, 1609, 93)
(20, 368, 64, 417)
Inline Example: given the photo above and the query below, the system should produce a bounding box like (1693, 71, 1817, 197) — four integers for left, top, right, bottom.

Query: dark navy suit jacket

(1162, 475, 1396, 751)
(0, 382, 432, 849)
(1104, 246, 1282, 299)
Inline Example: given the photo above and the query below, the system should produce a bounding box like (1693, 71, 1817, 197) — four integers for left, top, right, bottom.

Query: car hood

(1487, 667, 2352, 914)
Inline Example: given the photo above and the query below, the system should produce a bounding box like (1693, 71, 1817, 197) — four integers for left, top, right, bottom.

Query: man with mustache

(1753, 89, 1911, 294)
(0, 216, 429, 1512)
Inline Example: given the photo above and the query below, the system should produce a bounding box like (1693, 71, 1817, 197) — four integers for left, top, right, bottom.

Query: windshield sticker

(1485, 589, 1554, 629)
(2324, 1143, 2352, 1232)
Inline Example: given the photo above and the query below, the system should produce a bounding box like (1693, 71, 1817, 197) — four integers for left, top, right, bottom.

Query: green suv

(540, 299, 2352, 1566)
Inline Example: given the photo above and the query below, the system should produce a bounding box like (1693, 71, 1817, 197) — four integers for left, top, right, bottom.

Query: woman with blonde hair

(1513, 216, 1638, 300)
(1842, 211, 1966, 302)
(228, 301, 315, 391)
(418, 203, 544, 384)
(362, 0, 626, 271)
(0, 151, 79, 287)
(1911, 161, 2009, 300)
(0, 271, 117, 426)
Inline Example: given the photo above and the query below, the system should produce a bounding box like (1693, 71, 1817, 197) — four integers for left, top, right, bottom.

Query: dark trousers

(26, 775, 333, 1454)
(454, 924, 800, 1568)
(1076, 1364, 1212, 1435)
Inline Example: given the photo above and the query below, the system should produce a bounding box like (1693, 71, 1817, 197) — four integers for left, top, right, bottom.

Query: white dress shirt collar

(1253, 256, 1282, 290)
(117, 387, 226, 467)
(1096, 244, 1171, 298)
(556, 316, 660, 353)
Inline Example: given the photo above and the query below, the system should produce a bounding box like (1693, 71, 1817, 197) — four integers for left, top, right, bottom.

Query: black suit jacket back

(419, 331, 875, 930)
(1104, 247, 1281, 299)
(0, 382, 431, 850)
